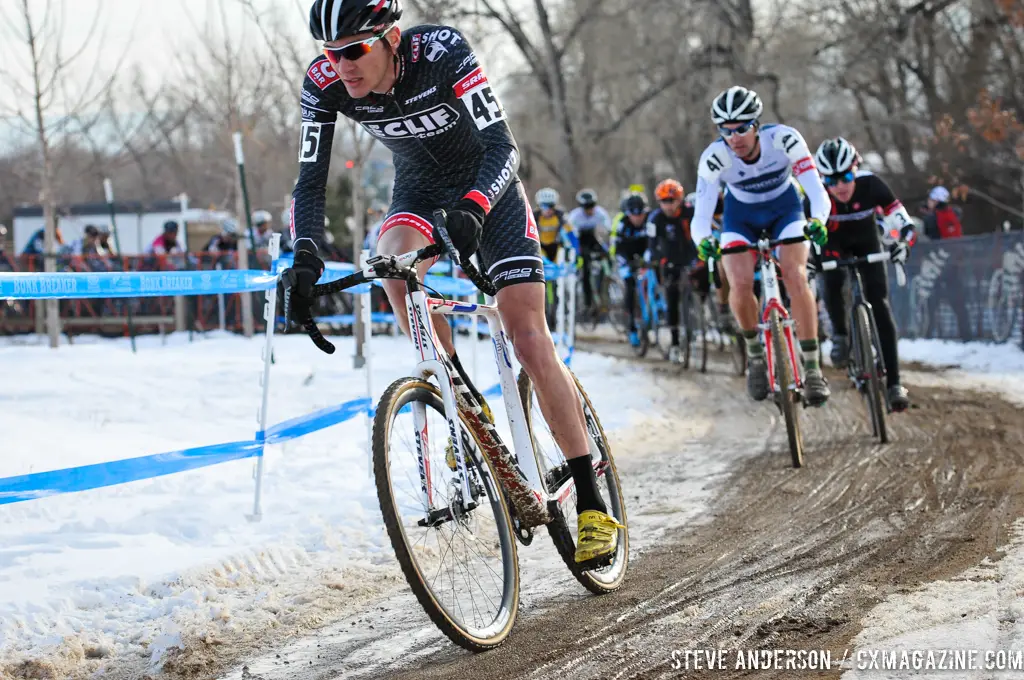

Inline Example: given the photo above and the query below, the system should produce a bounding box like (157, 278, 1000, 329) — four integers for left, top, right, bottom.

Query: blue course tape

(0, 440, 263, 505)
(0, 270, 277, 300)
(263, 398, 372, 445)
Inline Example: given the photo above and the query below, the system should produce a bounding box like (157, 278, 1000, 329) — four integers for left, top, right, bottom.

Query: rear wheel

(631, 286, 649, 358)
(854, 305, 888, 443)
(688, 291, 708, 372)
(518, 368, 629, 594)
(373, 378, 519, 651)
(654, 282, 675, 360)
(769, 310, 804, 468)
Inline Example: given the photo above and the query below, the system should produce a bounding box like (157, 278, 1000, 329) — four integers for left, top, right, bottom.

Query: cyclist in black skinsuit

(807, 137, 915, 411)
(610, 193, 650, 347)
(647, 179, 700, 362)
(286, 0, 623, 566)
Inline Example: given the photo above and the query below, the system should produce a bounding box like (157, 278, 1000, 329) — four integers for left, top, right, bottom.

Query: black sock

(568, 455, 607, 514)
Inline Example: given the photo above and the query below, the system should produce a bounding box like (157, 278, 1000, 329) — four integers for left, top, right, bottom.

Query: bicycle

(628, 259, 670, 359)
(577, 248, 624, 332)
(819, 251, 907, 444)
(712, 235, 810, 468)
(286, 211, 629, 650)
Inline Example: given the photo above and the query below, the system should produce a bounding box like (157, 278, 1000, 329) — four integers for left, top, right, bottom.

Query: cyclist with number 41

(691, 86, 832, 406)
(288, 0, 624, 566)
(809, 137, 914, 411)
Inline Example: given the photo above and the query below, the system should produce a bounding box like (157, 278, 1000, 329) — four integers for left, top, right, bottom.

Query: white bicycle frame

(753, 238, 805, 394)
(371, 249, 596, 529)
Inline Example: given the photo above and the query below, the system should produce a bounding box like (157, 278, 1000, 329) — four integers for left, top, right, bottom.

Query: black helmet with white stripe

(309, 0, 403, 42)
(710, 86, 763, 125)
(815, 137, 860, 176)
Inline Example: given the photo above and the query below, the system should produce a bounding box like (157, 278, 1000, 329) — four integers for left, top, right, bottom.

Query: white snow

(840, 340, 1024, 679)
(0, 330, 662, 677)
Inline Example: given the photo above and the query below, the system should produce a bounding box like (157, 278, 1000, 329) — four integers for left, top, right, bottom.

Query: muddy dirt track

(238, 340, 1024, 680)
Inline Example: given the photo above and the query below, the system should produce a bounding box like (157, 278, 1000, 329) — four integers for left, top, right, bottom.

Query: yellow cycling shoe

(575, 509, 626, 569)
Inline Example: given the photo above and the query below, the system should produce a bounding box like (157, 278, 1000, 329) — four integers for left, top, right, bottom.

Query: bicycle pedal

(575, 552, 614, 572)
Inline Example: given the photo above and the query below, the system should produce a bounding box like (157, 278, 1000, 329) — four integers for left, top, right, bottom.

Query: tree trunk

(40, 134, 60, 348)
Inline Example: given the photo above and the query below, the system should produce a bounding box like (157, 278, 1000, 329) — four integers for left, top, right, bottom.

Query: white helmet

(221, 218, 239, 235)
(929, 186, 951, 203)
(815, 137, 860, 175)
(535, 187, 559, 207)
(710, 86, 763, 125)
(251, 209, 272, 226)
(575, 188, 598, 206)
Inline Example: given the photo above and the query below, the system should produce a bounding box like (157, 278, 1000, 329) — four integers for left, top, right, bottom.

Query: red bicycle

(713, 235, 809, 467)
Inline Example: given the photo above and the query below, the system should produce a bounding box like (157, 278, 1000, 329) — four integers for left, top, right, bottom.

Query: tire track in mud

(368, 342, 1024, 680)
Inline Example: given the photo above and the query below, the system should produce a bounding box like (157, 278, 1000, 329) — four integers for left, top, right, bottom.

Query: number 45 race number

(453, 67, 506, 131)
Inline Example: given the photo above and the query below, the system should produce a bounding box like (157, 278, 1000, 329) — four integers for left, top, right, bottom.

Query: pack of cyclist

(285, 0, 917, 572)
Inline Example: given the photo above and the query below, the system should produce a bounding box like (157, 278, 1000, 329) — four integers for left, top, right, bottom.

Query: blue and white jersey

(566, 206, 611, 233)
(691, 124, 830, 243)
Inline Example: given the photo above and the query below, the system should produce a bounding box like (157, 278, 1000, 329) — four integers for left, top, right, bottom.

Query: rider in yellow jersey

(534, 187, 570, 262)
(534, 187, 571, 329)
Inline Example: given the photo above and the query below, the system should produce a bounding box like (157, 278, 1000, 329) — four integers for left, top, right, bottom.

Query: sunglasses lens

(825, 171, 855, 186)
(325, 40, 373, 65)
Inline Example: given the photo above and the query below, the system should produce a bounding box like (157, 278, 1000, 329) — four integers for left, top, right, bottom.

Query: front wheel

(518, 368, 629, 594)
(769, 310, 804, 468)
(373, 378, 520, 651)
(854, 305, 888, 443)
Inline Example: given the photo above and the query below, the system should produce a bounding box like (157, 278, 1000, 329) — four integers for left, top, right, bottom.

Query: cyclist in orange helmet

(646, 179, 700, 362)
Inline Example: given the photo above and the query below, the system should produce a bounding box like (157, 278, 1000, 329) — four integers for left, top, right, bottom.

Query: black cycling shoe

(830, 335, 849, 369)
(746, 354, 770, 401)
(888, 384, 910, 412)
(803, 368, 831, 407)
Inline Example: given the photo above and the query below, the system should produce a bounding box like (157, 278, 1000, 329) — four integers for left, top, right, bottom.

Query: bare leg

(376, 227, 454, 355)
(495, 281, 589, 460)
(779, 243, 817, 340)
(722, 253, 758, 331)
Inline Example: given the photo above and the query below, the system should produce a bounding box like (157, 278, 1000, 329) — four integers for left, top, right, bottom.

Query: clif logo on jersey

(411, 34, 421, 62)
(307, 60, 340, 90)
(362, 104, 460, 139)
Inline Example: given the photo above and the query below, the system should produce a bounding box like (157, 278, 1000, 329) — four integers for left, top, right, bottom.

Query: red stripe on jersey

(883, 200, 903, 216)
(464, 190, 492, 214)
(793, 156, 816, 176)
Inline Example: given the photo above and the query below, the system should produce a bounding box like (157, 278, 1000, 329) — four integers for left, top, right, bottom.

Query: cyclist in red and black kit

(286, 0, 623, 565)
(808, 138, 914, 410)
(647, 179, 700, 362)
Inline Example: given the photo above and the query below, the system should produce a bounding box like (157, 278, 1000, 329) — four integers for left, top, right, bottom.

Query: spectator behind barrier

(148, 221, 183, 255)
(21, 226, 64, 256)
(921, 186, 963, 240)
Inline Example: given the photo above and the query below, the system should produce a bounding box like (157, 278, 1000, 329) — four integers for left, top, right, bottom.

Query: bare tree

(0, 0, 125, 347)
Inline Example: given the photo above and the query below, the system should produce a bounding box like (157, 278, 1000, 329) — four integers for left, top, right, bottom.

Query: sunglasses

(539, 202, 556, 210)
(625, 207, 646, 215)
(658, 197, 680, 204)
(324, 33, 385, 65)
(823, 171, 856, 186)
(718, 120, 757, 137)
